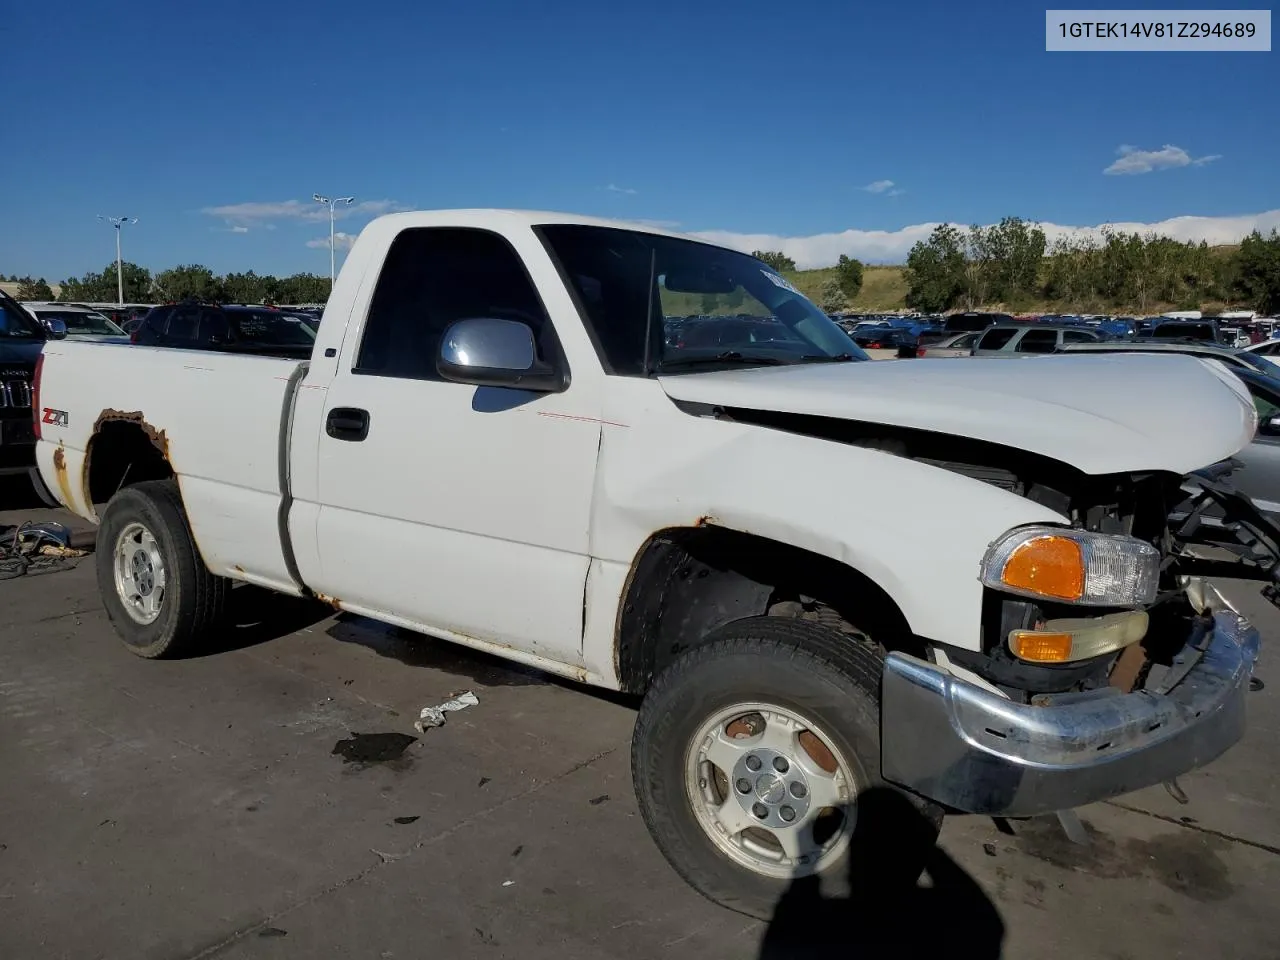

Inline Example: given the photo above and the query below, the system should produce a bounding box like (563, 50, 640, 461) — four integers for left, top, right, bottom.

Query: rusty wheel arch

(81, 409, 175, 515)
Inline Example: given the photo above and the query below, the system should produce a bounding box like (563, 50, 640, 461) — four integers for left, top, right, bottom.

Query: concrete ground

(1, 477, 1277, 960)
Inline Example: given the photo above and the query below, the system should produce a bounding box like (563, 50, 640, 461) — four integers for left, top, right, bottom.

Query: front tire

(631, 616, 942, 919)
(95, 479, 228, 659)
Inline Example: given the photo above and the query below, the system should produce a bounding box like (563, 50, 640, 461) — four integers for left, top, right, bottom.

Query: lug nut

(736, 778, 752, 795)
(752, 803, 769, 820)
(780, 806, 796, 823)
(789, 782, 807, 799)
(745, 755, 762, 772)
(772, 756, 789, 774)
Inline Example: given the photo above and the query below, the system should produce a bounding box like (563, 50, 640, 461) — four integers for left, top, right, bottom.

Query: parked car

(0, 290, 64, 504)
(1057, 338, 1280, 376)
(1151, 319, 1221, 343)
(131, 302, 317, 357)
(32, 209, 1268, 919)
(22, 303, 130, 343)
(914, 331, 981, 358)
(971, 323, 1105, 356)
(850, 326, 913, 359)
(1244, 338, 1280, 357)
(941, 311, 1012, 334)
(1214, 365, 1280, 519)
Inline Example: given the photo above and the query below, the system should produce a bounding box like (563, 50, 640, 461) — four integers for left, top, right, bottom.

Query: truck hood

(658, 354, 1257, 475)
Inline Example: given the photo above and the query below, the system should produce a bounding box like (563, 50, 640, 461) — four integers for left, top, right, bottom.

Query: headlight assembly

(980, 525, 1160, 607)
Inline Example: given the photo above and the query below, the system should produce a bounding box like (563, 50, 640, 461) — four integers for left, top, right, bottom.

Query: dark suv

(132, 302, 317, 358)
(0, 290, 64, 503)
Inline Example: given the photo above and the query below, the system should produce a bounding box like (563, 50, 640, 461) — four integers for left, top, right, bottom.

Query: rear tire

(631, 616, 942, 919)
(95, 479, 228, 659)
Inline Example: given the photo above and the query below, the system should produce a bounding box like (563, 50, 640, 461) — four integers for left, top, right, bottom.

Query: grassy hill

(783, 265, 909, 312)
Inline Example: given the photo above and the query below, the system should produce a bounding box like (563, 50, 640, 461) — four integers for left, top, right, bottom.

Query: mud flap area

(1169, 463, 1280, 610)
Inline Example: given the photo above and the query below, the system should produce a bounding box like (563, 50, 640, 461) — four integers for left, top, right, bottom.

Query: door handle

(326, 407, 370, 441)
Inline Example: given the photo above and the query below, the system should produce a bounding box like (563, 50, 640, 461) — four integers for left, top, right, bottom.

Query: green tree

(58, 269, 113, 302)
(835, 254, 864, 300)
(1234, 230, 1280, 315)
(818, 277, 848, 314)
(1048, 235, 1105, 311)
(752, 250, 796, 272)
(904, 224, 966, 312)
(154, 264, 222, 302)
(15, 277, 55, 300)
(222, 270, 268, 304)
(274, 273, 331, 304)
(981, 217, 1046, 304)
(59, 262, 151, 302)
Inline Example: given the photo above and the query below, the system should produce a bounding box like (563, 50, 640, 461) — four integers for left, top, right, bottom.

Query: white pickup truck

(33, 210, 1270, 916)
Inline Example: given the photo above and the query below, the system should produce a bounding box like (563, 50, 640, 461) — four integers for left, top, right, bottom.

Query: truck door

(296, 226, 600, 668)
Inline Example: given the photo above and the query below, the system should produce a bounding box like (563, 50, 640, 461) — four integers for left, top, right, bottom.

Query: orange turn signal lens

(1001, 536, 1085, 602)
(1009, 631, 1073, 663)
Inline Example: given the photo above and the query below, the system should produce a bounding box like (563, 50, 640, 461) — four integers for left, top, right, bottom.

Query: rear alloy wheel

(95, 480, 227, 659)
(632, 616, 942, 919)
(112, 521, 166, 625)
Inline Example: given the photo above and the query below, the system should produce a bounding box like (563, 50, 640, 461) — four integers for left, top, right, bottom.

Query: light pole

(313, 194, 354, 286)
(98, 216, 138, 306)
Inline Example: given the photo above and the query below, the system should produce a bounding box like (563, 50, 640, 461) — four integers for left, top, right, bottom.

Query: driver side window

(355, 228, 561, 382)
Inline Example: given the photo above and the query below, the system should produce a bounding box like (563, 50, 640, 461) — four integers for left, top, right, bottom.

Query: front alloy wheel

(687, 703, 854, 879)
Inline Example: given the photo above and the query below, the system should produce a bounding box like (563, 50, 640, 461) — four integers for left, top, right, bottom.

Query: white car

(30, 209, 1266, 918)
(22, 303, 130, 343)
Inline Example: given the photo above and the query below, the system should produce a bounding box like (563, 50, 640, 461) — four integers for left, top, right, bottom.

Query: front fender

(591, 388, 1066, 652)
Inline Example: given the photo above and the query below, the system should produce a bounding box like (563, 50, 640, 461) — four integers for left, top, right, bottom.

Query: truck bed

(35, 339, 307, 591)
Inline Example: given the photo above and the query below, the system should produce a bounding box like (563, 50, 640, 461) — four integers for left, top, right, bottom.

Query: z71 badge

(41, 408, 69, 427)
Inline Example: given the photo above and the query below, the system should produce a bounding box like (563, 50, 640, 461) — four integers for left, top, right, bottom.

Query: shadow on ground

(195, 584, 334, 656)
(758, 788, 1004, 959)
(0, 475, 50, 512)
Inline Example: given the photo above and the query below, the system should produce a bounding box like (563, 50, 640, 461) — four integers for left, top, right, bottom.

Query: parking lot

(1, 478, 1277, 960)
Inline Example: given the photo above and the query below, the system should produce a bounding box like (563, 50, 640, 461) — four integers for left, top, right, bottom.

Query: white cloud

(604, 184, 637, 195)
(690, 209, 1280, 268)
(306, 232, 358, 250)
(1103, 144, 1221, 175)
(202, 198, 408, 227)
(229, 225, 249, 234)
(862, 179, 896, 194)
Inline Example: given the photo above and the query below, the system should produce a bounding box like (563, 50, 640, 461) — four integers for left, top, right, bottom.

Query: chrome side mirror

(436, 318, 565, 392)
(45, 318, 68, 340)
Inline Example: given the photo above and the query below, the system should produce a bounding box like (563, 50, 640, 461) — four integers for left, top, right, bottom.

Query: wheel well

(86, 421, 174, 508)
(615, 526, 918, 695)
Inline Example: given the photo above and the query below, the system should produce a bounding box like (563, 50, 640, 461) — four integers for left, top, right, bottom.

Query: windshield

(232, 311, 317, 346)
(539, 225, 865, 374)
(36, 310, 124, 335)
(0, 297, 45, 338)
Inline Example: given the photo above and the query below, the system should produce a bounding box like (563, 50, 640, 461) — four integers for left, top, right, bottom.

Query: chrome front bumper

(880, 609, 1259, 817)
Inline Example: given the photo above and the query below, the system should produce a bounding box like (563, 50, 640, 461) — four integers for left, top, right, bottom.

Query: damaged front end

(880, 455, 1273, 817)
(1167, 461, 1280, 608)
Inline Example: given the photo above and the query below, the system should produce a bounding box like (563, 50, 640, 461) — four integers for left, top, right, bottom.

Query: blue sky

(2, 0, 1276, 276)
